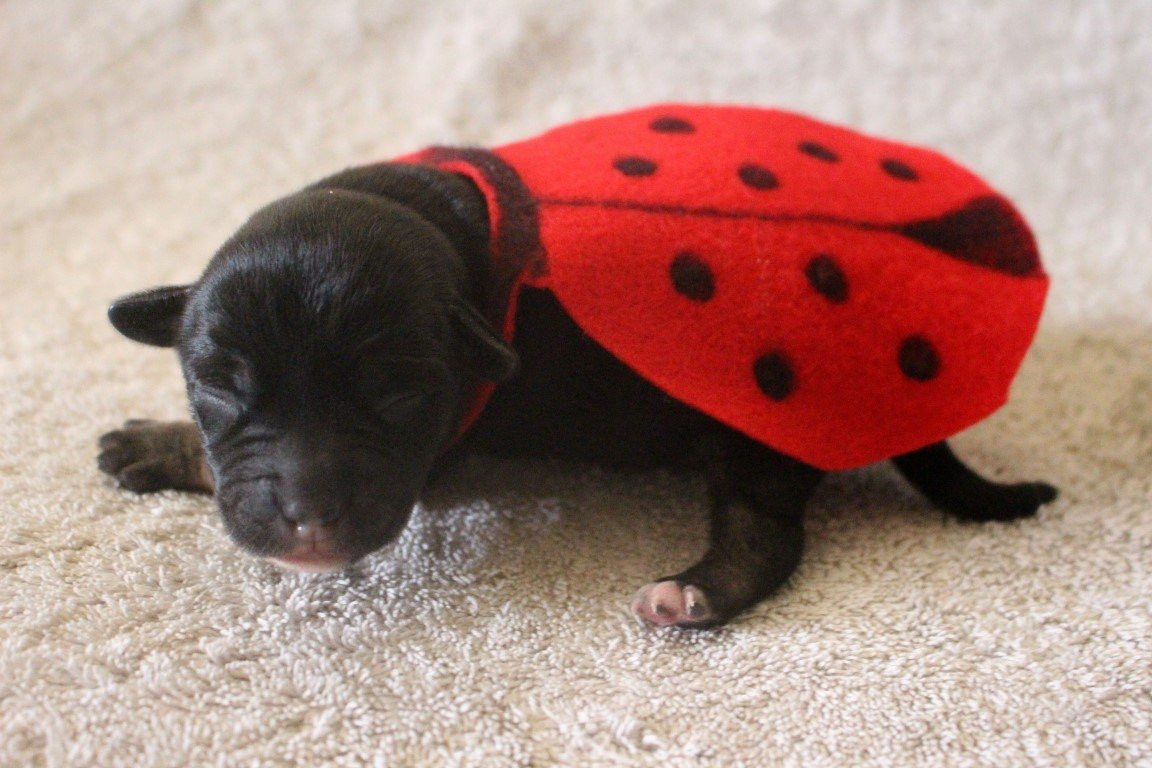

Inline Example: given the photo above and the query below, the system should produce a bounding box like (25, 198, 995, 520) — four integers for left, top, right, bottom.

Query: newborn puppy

(98, 157, 1057, 628)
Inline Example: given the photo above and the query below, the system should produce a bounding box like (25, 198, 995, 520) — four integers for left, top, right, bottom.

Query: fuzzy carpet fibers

(1, 2, 1150, 766)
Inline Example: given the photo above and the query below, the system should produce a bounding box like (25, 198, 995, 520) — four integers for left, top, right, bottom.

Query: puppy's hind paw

(631, 580, 717, 628)
(962, 480, 1059, 522)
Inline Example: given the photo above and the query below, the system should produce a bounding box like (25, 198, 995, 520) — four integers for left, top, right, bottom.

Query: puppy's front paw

(631, 580, 717, 628)
(97, 419, 212, 494)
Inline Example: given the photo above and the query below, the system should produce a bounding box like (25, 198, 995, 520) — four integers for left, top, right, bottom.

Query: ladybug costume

(407, 104, 1049, 471)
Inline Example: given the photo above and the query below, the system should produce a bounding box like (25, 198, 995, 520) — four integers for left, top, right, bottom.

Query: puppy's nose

(283, 492, 329, 522)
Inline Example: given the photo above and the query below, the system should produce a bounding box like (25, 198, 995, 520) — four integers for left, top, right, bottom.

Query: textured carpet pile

(1, 2, 1149, 766)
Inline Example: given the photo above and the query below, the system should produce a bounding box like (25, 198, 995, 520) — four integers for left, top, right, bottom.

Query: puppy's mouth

(264, 522, 351, 573)
(267, 553, 350, 573)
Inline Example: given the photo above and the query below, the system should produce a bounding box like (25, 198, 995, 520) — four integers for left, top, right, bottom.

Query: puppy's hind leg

(632, 437, 824, 628)
(97, 420, 214, 494)
(892, 441, 1057, 522)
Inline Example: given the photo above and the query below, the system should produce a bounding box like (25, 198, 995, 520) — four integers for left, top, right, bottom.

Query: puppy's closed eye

(188, 350, 256, 396)
(374, 391, 427, 422)
(185, 355, 253, 437)
(361, 356, 450, 421)
(191, 385, 244, 435)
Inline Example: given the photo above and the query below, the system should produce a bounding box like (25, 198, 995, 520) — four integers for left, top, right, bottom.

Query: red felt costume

(404, 104, 1049, 470)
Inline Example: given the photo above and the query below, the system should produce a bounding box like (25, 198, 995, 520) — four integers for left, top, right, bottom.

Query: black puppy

(98, 163, 1057, 627)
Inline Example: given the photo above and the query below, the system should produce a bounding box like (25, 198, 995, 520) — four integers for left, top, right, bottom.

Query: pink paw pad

(630, 580, 714, 627)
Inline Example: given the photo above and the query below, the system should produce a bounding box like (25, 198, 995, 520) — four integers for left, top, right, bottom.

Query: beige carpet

(2, 2, 1150, 765)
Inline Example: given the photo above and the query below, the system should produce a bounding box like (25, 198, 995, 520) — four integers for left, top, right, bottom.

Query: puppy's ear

(451, 302, 519, 383)
(107, 285, 191, 347)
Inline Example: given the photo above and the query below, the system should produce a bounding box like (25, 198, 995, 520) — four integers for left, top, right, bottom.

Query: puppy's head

(109, 187, 515, 571)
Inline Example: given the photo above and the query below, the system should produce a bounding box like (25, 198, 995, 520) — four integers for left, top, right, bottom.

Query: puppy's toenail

(684, 587, 707, 618)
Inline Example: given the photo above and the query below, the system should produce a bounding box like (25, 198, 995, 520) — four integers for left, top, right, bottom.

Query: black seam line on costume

(536, 195, 895, 231)
(535, 195, 1045, 278)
